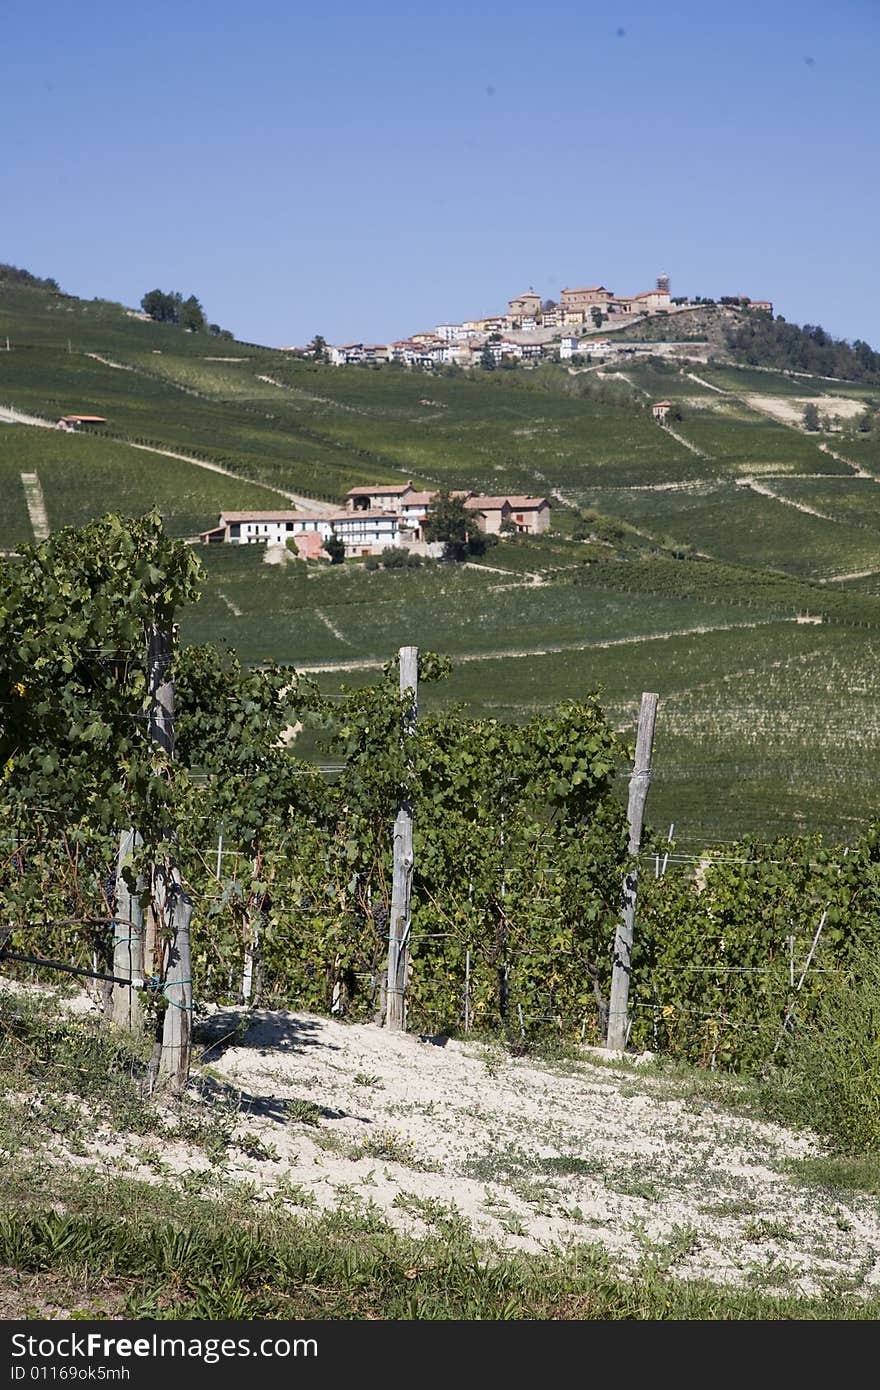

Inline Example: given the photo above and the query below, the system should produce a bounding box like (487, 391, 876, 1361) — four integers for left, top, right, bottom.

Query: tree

(310, 335, 329, 363)
(590, 307, 603, 328)
(324, 531, 345, 564)
(422, 490, 485, 561)
(541, 299, 557, 313)
(803, 402, 821, 432)
(180, 295, 207, 333)
(480, 343, 496, 371)
(141, 289, 184, 324)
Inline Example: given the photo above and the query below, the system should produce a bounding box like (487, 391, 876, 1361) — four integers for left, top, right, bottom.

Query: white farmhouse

(200, 507, 405, 558)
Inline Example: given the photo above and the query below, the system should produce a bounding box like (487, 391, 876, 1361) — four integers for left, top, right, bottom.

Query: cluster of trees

(0, 263, 62, 292)
(725, 314, 880, 384)
(140, 288, 229, 337)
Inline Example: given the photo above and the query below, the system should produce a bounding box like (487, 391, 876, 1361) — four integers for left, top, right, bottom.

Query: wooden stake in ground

(146, 621, 194, 1094)
(606, 692, 658, 1052)
(109, 827, 145, 1034)
(386, 646, 418, 1032)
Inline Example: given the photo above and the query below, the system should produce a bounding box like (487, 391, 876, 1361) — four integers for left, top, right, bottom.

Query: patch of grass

(784, 1153, 880, 1196)
(541, 1156, 602, 1177)
(2, 1177, 878, 1318)
(391, 1192, 472, 1240)
(353, 1071, 383, 1088)
(741, 1219, 794, 1245)
(350, 1127, 433, 1170)
(285, 1097, 323, 1126)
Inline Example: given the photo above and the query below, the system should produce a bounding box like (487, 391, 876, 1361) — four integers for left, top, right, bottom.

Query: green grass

(572, 481, 879, 579)
(5, 280, 880, 843)
(181, 546, 776, 667)
(698, 363, 879, 400)
(670, 406, 837, 474)
(0, 425, 294, 544)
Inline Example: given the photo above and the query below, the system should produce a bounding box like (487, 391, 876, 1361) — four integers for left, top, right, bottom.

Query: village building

(508, 290, 543, 320)
(200, 507, 405, 557)
(55, 414, 108, 430)
(462, 494, 549, 535)
(505, 496, 551, 533)
(346, 482, 414, 511)
(560, 286, 616, 317)
(651, 400, 673, 422)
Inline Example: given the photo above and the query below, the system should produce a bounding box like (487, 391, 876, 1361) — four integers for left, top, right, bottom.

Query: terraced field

(0, 425, 293, 546)
(4, 278, 880, 843)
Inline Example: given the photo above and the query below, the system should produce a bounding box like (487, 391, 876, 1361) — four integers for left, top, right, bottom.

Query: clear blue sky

(4, 0, 878, 349)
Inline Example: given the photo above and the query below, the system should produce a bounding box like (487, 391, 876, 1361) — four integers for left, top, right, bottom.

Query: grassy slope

(4, 279, 880, 840)
(0, 425, 295, 543)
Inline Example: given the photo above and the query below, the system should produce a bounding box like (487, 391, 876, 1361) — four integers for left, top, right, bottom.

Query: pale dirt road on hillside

(25, 979, 880, 1300)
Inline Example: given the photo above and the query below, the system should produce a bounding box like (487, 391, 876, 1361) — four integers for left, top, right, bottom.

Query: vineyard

(4, 516, 880, 1101)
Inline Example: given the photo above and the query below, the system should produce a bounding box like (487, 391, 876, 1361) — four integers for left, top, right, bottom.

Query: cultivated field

(3, 279, 880, 843)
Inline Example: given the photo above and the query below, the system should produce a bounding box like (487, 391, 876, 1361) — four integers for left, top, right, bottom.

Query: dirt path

(820, 568, 880, 584)
(1, 396, 337, 514)
(91, 999, 880, 1296)
(0, 405, 54, 428)
(314, 608, 351, 644)
(85, 352, 132, 371)
(20, 472, 50, 540)
(295, 616, 788, 674)
(737, 477, 840, 523)
(685, 371, 727, 394)
(659, 422, 709, 458)
(818, 442, 874, 480)
(122, 440, 337, 513)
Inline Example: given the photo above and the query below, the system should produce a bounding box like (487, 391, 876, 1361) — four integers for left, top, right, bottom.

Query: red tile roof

(219, 510, 300, 522)
(346, 482, 412, 496)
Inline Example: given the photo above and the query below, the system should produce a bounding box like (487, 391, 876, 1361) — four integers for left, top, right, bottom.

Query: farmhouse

(505, 495, 551, 533)
(346, 482, 414, 511)
(56, 414, 108, 430)
(651, 400, 673, 421)
(200, 508, 405, 557)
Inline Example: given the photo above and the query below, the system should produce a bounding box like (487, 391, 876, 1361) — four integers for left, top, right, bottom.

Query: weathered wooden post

(606, 692, 658, 1052)
(146, 622, 194, 1094)
(109, 827, 145, 1033)
(386, 645, 418, 1032)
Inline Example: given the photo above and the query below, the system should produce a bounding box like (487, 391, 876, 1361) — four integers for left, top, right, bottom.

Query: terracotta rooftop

(219, 510, 300, 523)
(464, 495, 510, 511)
(506, 496, 549, 509)
(346, 482, 412, 496)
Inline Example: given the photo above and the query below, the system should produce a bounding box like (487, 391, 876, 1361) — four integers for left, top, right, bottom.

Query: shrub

(760, 953, 880, 1152)
(380, 546, 409, 569)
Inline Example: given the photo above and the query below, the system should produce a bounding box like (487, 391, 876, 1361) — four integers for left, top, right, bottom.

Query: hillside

(3, 275, 880, 841)
(3, 979, 880, 1318)
(614, 303, 880, 384)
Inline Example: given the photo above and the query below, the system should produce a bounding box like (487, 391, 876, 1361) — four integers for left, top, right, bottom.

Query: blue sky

(4, 0, 878, 348)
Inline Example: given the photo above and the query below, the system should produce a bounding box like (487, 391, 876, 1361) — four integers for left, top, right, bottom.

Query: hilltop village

(297, 274, 773, 369)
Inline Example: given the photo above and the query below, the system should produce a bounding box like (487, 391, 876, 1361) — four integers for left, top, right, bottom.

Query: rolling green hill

(3, 273, 880, 842)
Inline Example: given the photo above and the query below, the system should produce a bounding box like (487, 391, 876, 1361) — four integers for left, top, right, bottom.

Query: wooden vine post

(386, 645, 418, 1032)
(606, 692, 658, 1052)
(147, 621, 194, 1094)
(109, 827, 145, 1033)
